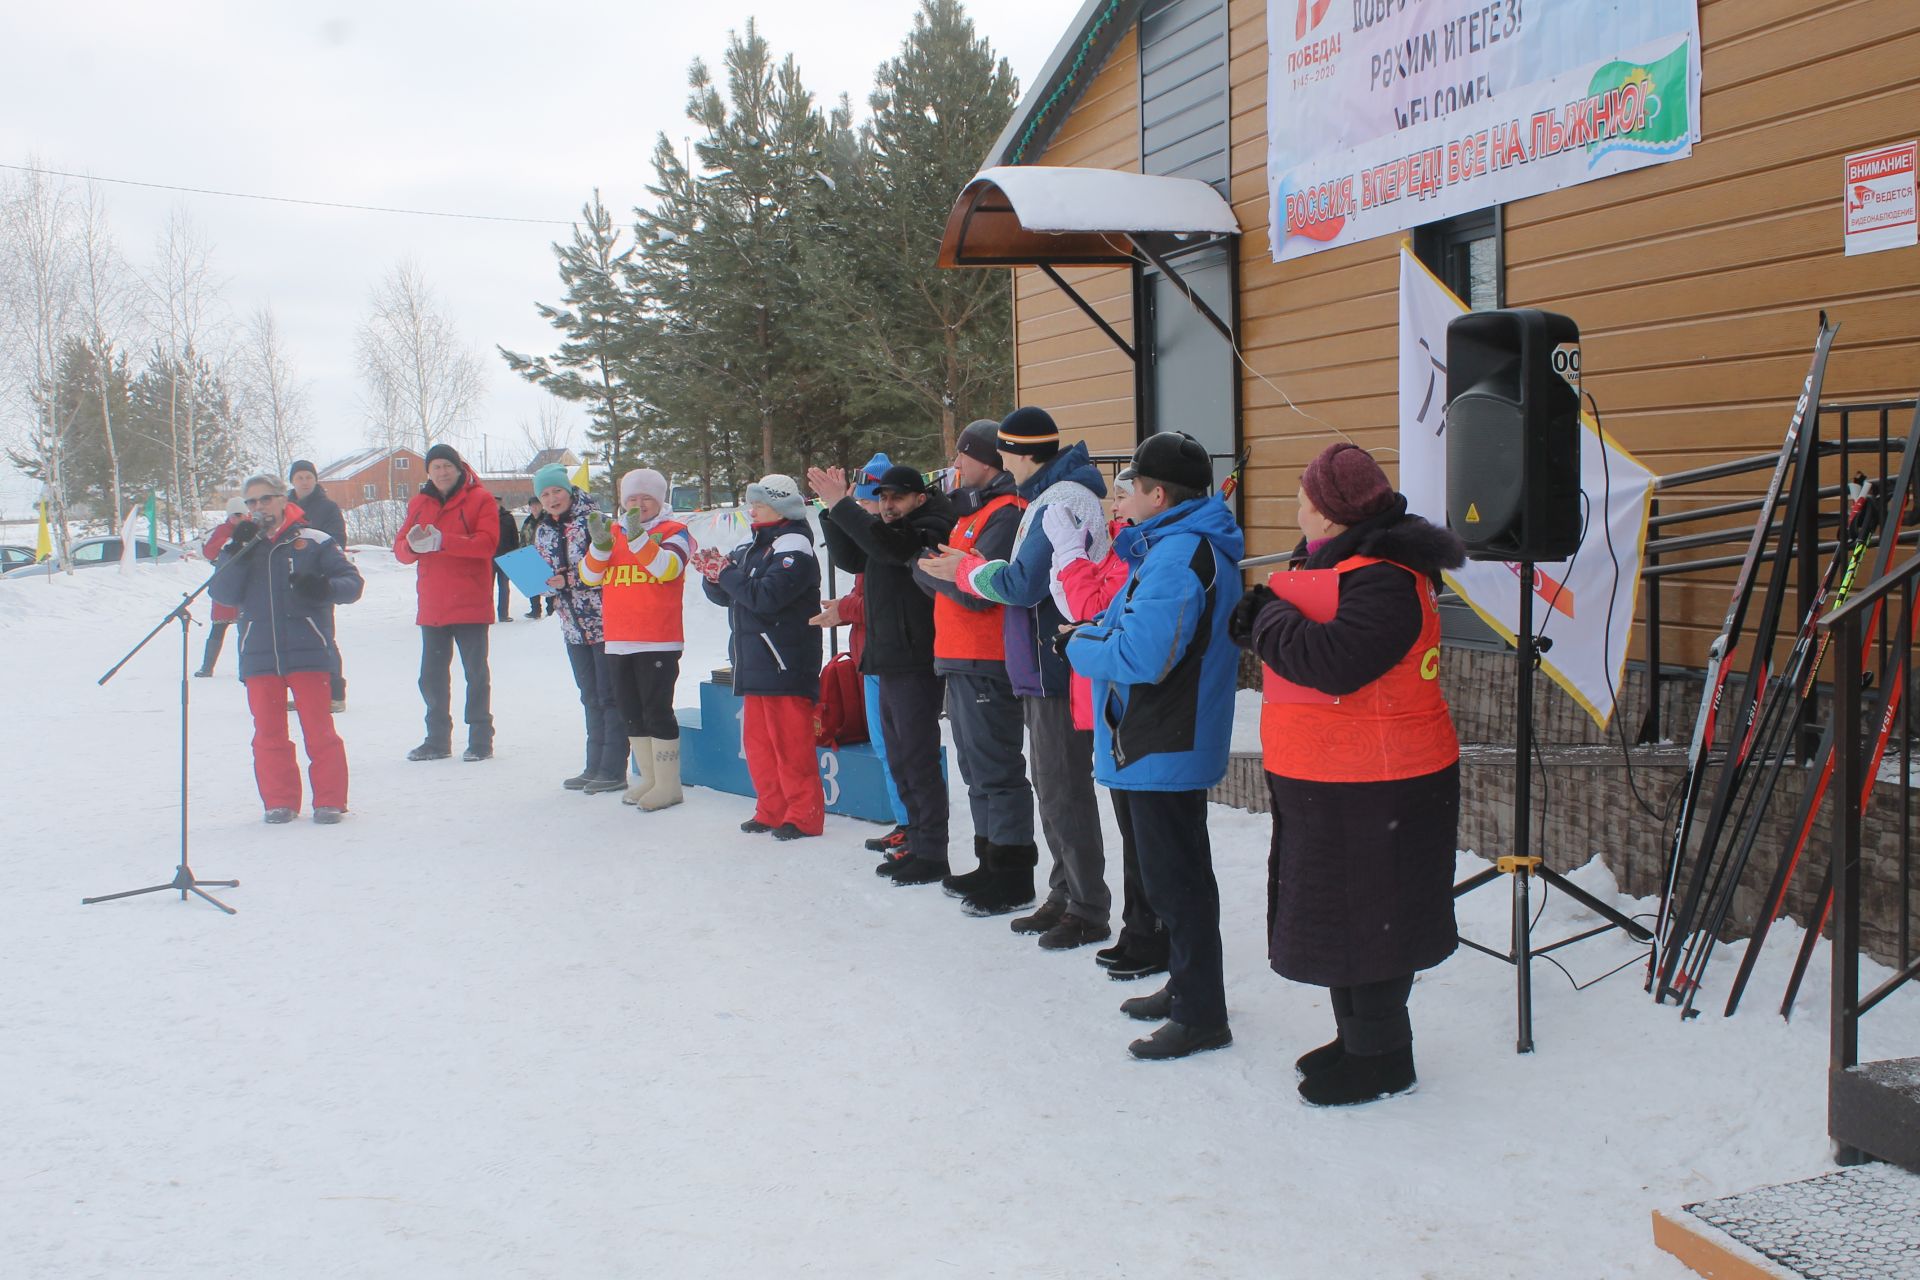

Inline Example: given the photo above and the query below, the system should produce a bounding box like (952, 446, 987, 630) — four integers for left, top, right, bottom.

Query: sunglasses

(243, 495, 283, 507)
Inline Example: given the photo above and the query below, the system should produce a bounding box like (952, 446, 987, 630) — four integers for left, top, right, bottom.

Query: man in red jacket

(394, 443, 501, 761)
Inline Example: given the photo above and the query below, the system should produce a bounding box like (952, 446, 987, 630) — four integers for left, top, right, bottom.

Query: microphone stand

(83, 531, 266, 915)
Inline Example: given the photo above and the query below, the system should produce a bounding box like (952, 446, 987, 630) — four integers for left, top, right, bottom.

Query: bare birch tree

(0, 161, 80, 561)
(357, 259, 484, 457)
(516, 397, 575, 466)
(147, 208, 227, 537)
(234, 304, 311, 478)
(74, 182, 141, 523)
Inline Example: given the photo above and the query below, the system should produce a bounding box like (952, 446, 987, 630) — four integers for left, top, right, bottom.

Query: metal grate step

(1655, 1164, 1920, 1279)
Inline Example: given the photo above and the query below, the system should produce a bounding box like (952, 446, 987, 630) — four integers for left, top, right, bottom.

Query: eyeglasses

(243, 495, 283, 507)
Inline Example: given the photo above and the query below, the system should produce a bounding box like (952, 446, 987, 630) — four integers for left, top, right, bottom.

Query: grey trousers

(1023, 693, 1109, 924)
(946, 670, 1034, 846)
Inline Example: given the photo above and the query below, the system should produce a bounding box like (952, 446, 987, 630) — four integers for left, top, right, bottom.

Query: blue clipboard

(495, 545, 556, 597)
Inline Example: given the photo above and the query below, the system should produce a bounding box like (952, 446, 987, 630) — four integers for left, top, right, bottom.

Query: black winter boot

(882, 855, 950, 886)
(962, 842, 1038, 917)
(940, 837, 994, 899)
(1010, 900, 1065, 935)
(1106, 949, 1170, 981)
(1128, 1020, 1232, 1061)
(1297, 1047, 1416, 1106)
(1295, 1037, 1345, 1080)
(1120, 983, 1172, 1022)
(408, 742, 452, 761)
(864, 825, 908, 853)
(1037, 913, 1110, 951)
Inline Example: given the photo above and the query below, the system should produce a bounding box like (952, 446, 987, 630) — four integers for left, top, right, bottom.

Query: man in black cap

(913, 421, 1038, 914)
(809, 459, 955, 883)
(289, 459, 349, 710)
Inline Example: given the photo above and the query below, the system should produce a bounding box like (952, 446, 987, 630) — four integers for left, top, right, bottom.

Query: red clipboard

(1259, 569, 1341, 705)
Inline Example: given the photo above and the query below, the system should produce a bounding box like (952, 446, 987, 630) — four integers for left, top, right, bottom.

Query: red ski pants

(245, 671, 348, 813)
(743, 694, 824, 835)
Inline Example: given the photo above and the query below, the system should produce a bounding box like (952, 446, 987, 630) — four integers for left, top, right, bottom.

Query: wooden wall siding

(1015, 0, 1920, 666)
(1011, 27, 1142, 459)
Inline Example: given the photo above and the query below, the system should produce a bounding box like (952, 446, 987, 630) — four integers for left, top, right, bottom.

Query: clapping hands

(806, 466, 849, 506)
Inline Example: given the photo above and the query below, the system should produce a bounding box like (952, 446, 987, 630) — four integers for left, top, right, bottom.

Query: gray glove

(405, 523, 442, 554)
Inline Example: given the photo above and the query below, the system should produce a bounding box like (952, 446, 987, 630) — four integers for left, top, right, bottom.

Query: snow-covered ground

(4, 556, 1916, 1279)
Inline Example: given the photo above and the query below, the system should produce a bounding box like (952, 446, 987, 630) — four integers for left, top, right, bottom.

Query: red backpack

(814, 651, 869, 748)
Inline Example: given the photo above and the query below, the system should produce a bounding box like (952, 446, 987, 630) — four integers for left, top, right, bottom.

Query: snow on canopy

(939, 166, 1240, 268)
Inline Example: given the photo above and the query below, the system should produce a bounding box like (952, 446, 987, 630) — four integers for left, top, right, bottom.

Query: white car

(1, 536, 186, 579)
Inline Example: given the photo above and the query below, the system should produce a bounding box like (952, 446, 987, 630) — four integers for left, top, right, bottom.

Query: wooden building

(318, 447, 427, 512)
(944, 0, 1920, 668)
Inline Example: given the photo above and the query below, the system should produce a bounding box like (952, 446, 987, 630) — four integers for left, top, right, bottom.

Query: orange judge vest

(1260, 555, 1458, 784)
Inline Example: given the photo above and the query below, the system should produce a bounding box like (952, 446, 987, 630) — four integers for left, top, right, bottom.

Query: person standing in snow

(520, 502, 546, 618)
(288, 459, 349, 709)
(210, 474, 364, 823)
(809, 455, 911, 855)
(493, 496, 522, 623)
(194, 498, 247, 678)
(525, 463, 627, 793)
(920, 406, 1112, 952)
(909, 419, 1037, 915)
(1231, 442, 1464, 1106)
(695, 475, 823, 840)
(811, 460, 955, 883)
(580, 467, 692, 811)
(1063, 433, 1242, 1060)
(394, 443, 501, 762)
(1051, 467, 1168, 982)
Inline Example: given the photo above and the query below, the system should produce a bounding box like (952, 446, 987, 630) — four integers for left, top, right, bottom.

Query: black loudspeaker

(1444, 308, 1583, 563)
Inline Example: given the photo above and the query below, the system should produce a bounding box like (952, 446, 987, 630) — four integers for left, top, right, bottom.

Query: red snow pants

(743, 694, 824, 835)
(245, 671, 348, 813)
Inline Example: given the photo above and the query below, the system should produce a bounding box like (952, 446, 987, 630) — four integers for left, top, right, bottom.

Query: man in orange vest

(913, 421, 1037, 914)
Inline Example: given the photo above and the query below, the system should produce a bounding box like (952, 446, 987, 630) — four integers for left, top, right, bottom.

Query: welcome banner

(1269, 1, 1701, 262)
(1398, 246, 1652, 729)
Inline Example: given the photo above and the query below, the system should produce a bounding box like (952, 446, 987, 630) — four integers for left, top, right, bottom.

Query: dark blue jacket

(1066, 496, 1244, 791)
(286, 481, 347, 545)
(701, 518, 822, 698)
(528, 488, 606, 647)
(209, 505, 364, 680)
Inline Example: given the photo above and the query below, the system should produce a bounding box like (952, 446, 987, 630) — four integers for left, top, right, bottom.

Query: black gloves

(1228, 584, 1278, 647)
(228, 520, 258, 548)
(1049, 623, 1083, 656)
(291, 570, 330, 603)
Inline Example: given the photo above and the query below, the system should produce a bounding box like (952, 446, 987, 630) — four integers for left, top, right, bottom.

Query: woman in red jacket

(393, 443, 501, 762)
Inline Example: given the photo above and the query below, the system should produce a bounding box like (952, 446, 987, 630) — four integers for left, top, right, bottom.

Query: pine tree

(499, 191, 644, 478)
(813, 0, 1019, 459)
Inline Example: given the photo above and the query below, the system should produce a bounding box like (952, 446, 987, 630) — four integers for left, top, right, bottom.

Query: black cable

(0, 161, 575, 227)
(1586, 393, 1670, 822)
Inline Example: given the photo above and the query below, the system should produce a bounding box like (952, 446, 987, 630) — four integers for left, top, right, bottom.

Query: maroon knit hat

(1300, 442, 1394, 525)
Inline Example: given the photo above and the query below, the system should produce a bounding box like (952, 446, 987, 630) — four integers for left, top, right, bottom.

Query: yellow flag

(34, 500, 52, 562)
(571, 460, 591, 491)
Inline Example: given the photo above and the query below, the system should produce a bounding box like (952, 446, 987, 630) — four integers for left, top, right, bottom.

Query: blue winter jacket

(208, 506, 365, 680)
(1066, 496, 1244, 791)
(701, 518, 823, 699)
(970, 442, 1108, 697)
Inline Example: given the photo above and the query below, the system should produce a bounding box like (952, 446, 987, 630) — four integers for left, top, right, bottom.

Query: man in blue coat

(211, 474, 365, 824)
(1066, 433, 1243, 1060)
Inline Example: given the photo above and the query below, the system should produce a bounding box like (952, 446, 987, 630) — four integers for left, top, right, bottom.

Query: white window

(395, 456, 411, 470)
(363, 483, 377, 500)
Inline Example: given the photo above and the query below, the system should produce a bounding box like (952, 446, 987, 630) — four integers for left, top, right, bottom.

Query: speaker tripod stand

(1452, 562, 1651, 1052)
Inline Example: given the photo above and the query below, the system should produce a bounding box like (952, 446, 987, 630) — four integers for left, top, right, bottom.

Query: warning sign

(1843, 140, 1917, 257)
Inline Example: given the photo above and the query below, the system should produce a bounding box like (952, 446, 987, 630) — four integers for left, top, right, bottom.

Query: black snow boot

(1106, 949, 1170, 982)
(1128, 1020, 1232, 1061)
(1297, 1047, 1416, 1106)
(407, 742, 451, 762)
(940, 837, 994, 899)
(1037, 913, 1111, 951)
(864, 825, 909, 853)
(1120, 983, 1172, 1022)
(1295, 1037, 1346, 1080)
(1010, 900, 1066, 935)
(962, 842, 1038, 917)
(882, 855, 951, 886)
(741, 818, 775, 834)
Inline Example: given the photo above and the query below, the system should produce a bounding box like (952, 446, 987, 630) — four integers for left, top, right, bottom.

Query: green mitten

(622, 507, 647, 541)
(586, 510, 613, 552)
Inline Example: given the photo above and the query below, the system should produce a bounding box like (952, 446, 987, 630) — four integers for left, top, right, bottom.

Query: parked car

(0, 544, 36, 573)
(1, 536, 186, 580)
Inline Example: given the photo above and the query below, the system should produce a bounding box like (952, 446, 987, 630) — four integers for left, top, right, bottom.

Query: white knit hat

(620, 467, 669, 505)
(745, 474, 807, 521)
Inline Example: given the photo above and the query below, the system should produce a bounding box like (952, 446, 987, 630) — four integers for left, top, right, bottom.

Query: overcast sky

(0, 0, 1074, 507)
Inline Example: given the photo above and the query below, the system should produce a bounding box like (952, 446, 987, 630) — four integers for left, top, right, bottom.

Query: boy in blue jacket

(1065, 433, 1243, 1060)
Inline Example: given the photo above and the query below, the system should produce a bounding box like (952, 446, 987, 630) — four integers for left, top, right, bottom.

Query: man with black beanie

(809, 459, 955, 883)
(913, 421, 1038, 913)
(289, 459, 349, 709)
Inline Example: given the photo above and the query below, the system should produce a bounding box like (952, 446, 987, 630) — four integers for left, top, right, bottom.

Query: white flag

(118, 504, 139, 575)
(1398, 245, 1653, 728)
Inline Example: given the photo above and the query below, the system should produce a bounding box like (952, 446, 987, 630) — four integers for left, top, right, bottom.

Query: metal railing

(1813, 544, 1920, 1164)
(1637, 399, 1920, 747)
